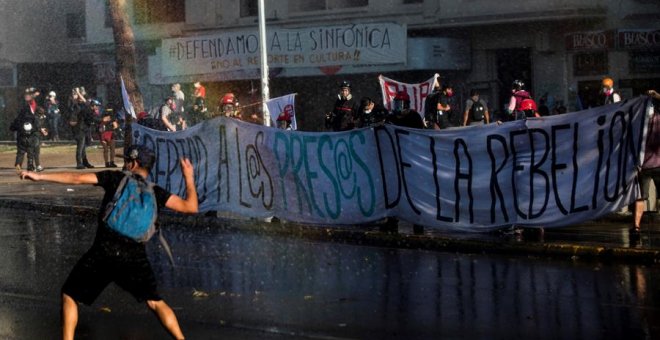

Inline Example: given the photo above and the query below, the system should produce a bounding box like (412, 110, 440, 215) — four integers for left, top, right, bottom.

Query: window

(133, 0, 185, 24)
(289, 0, 368, 12)
(0, 66, 16, 87)
(241, 0, 258, 17)
(66, 13, 85, 39)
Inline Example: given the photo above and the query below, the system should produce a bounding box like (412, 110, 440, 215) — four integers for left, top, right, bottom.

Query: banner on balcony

(161, 23, 406, 77)
(132, 97, 651, 231)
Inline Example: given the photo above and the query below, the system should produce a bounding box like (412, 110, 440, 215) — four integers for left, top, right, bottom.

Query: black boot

(83, 159, 94, 168)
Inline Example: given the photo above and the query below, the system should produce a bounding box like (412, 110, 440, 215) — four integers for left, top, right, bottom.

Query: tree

(107, 0, 144, 114)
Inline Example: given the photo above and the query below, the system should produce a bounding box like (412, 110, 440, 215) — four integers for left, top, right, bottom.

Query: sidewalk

(0, 143, 658, 263)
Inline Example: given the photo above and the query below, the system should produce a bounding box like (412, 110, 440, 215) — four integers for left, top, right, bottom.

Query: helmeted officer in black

(11, 89, 43, 171)
(326, 81, 359, 131)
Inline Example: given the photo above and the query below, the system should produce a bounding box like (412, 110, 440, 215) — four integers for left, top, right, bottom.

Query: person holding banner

(463, 89, 490, 126)
(219, 93, 241, 119)
(158, 96, 185, 132)
(326, 81, 358, 131)
(425, 84, 454, 129)
(507, 79, 532, 120)
(386, 91, 425, 129)
(355, 97, 387, 128)
(600, 77, 621, 106)
(633, 90, 660, 234)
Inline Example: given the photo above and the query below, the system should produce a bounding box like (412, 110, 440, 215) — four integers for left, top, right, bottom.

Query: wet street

(0, 208, 659, 339)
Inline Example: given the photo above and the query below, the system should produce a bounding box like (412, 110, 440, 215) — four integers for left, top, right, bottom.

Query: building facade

(0, 0, 89, 137)
(81, 0, 660, 130)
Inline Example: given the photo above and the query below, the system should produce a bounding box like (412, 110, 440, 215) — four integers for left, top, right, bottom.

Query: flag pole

(258, 0, 270, 126)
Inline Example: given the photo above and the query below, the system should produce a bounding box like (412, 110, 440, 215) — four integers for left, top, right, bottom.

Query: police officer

(326, 81, 358, 131)
(11, 90, 44, 172)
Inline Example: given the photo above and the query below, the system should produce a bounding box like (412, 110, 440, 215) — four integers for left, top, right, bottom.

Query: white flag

(379, 73, 439, 115)
(120, 75, 137, 119)
(266, 94, 297, 130)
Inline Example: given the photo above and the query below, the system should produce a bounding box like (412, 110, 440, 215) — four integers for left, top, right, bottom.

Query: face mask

(446, 89, 454, 97)
(393, 101, 404, 112)
(603, 88, 613, 96)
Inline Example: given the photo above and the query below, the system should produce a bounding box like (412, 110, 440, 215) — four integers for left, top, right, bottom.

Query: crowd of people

(8, 76, 658, 340)
(10, 86, 123, 171)
(136, 82, 268, 132)
(323, 78, 593, 133)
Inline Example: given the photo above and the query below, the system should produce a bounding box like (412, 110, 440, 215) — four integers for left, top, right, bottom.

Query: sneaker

(35, 166, 44, 172)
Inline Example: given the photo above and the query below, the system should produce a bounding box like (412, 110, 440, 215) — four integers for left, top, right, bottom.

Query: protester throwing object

(19, 144, 198, 340)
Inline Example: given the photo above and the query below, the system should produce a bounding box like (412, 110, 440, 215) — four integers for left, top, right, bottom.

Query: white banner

(160, 23, 407, 77)
(379, 74, 439, 115)
(132, 97, 651, 232)
(266, 94, 297, 130)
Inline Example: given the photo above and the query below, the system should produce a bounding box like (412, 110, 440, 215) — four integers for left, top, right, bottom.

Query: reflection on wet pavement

(0, 208, 658, 339)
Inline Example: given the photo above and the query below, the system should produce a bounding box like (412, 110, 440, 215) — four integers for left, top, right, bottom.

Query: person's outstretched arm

(165, 158, 198, 214)
(20, 171, 98, 185)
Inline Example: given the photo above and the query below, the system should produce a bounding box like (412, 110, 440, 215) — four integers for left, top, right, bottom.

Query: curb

(2, 198, 658, 264)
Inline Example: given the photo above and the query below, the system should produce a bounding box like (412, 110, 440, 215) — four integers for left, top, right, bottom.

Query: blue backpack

(102, 171, 158, 242)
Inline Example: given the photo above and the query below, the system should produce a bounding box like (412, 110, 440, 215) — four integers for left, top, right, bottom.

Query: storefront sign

(565, 31, 615, 51)
(618, 29, 660, 50)
(160, 23, 407, 77)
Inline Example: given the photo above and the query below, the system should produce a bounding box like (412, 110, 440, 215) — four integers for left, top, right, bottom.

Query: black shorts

(638, 168, 660, 200)
(62, 245, 161, 305)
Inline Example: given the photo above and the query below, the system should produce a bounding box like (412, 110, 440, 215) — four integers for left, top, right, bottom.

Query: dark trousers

(15, 134, 39, 169)
(74, 133, 89, 166)
(49, 115, 60, 140)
